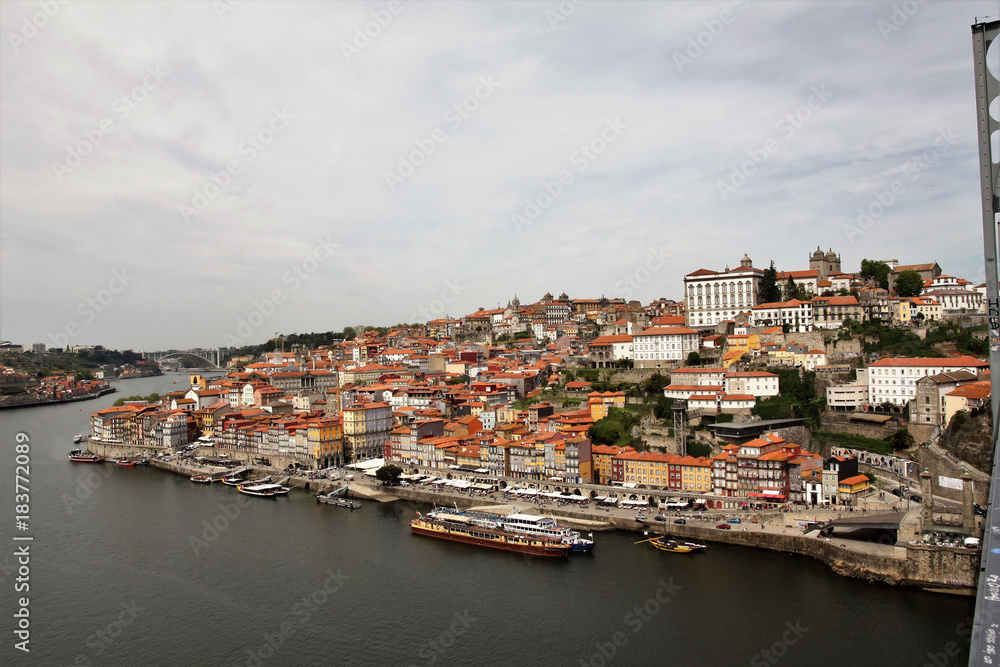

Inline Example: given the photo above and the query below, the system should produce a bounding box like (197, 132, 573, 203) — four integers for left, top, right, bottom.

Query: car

(909, 494, 923, 502)
(974, 503, 988, 517)
(716, 524, 732, 530)
(728, 518, 741, 524)
(654, 515, 667, 521)
(673, 519, 686, 525)
(889, 488, 903, 497)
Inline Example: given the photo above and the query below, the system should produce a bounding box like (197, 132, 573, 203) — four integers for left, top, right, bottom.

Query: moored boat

(221, 476, 244, 486)
(410, 509, 570, 557)
(649, 538, 693, 554)
(73, 434, 84, 443)
(500, 512, 595, 553)
(190, 474, 213, 483)
(237, 483, 290, 497)
(116, 459, 137, 467)
(317, 493, 360, 509)
(68, 449, 105, 463)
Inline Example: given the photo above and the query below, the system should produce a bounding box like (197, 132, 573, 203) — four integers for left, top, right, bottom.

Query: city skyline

(2, 1, 997, 350)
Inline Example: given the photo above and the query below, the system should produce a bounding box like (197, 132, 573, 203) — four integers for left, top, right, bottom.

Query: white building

(724, 371, 780, 398)
(632, 326, 700, 369)
(684, 254, 763, 328)
(867, 356, 989, 407)
(749, 299, 814, 333)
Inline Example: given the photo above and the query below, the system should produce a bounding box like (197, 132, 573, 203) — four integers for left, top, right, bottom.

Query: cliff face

(938, 410, 994, 472)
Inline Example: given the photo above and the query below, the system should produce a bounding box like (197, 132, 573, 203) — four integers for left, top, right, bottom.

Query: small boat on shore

(190, 474, 213, 483)
(238, 483, 290, 497)
(68, 449, 104, 463)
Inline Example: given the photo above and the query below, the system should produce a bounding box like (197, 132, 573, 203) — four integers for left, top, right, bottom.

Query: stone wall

(819, 415, 902, 440)
(918, 446, 989, 505)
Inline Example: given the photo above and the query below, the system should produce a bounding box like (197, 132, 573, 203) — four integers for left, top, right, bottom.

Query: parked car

(654, 515, 667, 521)
(889, 487, 903, 497)
(716, 524, 732, 530)
(728, 518, 741, 524)
(909, 493, 923, 502)
(673, 519, 686, 525)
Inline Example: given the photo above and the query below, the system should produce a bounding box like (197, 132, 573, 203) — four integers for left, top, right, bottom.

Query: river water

(0, 373, 975, 666)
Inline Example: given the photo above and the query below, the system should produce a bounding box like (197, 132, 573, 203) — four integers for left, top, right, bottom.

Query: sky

(2, 0, 999, 351)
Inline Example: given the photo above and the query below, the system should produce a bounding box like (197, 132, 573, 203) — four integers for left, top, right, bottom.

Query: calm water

(0, 373, 975, 666)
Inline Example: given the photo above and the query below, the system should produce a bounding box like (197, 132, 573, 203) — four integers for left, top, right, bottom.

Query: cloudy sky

(1, 0, 998, 351)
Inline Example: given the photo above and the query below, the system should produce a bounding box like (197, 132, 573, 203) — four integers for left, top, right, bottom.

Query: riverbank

(0, 386, 115, 410)
(134, 453, 978, 595)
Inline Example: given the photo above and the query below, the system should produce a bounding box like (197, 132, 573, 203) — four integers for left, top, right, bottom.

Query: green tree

(759, 261, 781, 304)
(375, 464, 403, 485)
(894, 270, 924, 298)
(860, 259, 891, 290)
(653, 396, 674, 419)
(687, 441, 712, 458)
(886, 428, 914, 450)
(686, 351, 701, 366)
(342, 327, 357, 340)
(783, 275, 797, 301)
(641, 373, 669, 395)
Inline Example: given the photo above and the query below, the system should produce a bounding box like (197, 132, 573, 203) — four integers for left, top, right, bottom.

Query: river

(0, 372, 975, 666)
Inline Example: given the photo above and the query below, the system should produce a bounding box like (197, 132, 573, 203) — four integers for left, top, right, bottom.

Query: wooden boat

(68, 449, 104, 463)
(190, 474, 213, 483)
(649, 538, 693, 553)
(116, 459, 137, 467)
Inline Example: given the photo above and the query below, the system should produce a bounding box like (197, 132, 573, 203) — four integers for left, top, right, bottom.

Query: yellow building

(837, 474, 870, 504)
(308, 417, 343, 467)
(678, 455, 713, 492)
(588, 391, 626, 421)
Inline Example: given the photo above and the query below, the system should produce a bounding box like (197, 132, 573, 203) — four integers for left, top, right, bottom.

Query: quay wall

(384, 485, 978, 595)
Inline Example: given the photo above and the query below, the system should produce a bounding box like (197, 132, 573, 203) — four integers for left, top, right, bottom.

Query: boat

(317, 493, 361, 509)
(679, 541, 707, 551)
(221, 476, 245, 486)
(500, 512, 595, 553)
(116, 459, 137, 467)
(73, 434, 84, 443)
(67, 449, 105, 463)
(190, 474, 214, 483)
(135, 458, 150, 466)
(237, 483, 290, 497)
(410, 508, 571, 557)
(649, 538, 693, 554)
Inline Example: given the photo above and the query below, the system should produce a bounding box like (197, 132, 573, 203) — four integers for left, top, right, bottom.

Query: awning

(748, 492, 787, 501)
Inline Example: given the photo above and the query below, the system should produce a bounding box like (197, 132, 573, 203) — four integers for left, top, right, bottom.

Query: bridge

(142, 348, 227, 369)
